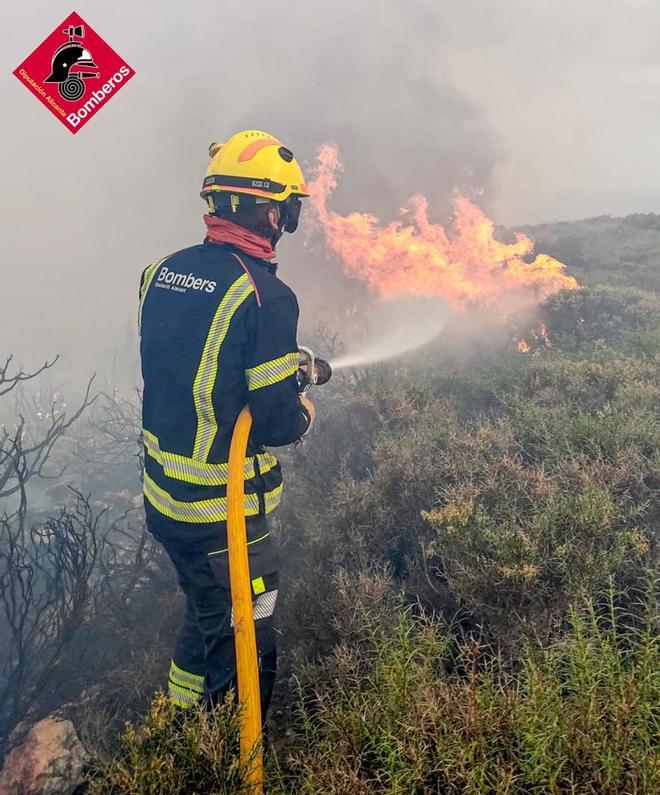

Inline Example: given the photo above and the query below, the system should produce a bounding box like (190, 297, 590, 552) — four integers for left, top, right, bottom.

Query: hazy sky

(2, 0, 660, 374)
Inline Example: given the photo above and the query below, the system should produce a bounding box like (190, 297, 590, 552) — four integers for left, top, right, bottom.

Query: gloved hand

(299, 395, 315, 435)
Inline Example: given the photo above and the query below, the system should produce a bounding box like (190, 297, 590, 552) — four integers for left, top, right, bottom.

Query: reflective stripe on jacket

(139, 240, 309, 537)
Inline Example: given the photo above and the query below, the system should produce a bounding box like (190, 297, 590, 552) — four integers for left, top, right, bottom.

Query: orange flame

(308, 143, 579, 309)
(517, 340, 531, 353)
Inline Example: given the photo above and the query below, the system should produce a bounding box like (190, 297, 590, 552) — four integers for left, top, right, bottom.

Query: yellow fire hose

(227, 405, 263, 793)
(226, 352, 330, 792)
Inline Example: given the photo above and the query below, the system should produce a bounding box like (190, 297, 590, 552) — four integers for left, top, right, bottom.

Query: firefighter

(138, 130, 314, 717)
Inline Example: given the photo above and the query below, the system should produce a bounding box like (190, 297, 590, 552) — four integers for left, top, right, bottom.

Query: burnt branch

(75, 389, 142, 476)
(0, 356, 59, 397)
(0, 373, 97, 499)
(0, 491, 104, 748)
(314, 321, 345, 360)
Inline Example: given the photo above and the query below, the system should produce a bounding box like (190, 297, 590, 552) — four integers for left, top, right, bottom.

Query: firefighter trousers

(152, 515, 279, 719)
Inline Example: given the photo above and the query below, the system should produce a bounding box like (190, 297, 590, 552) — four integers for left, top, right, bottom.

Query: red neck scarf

(203, 215, 275, 260)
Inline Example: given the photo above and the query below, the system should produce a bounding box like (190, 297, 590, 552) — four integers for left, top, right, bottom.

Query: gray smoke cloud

(1, 0, 659, 382)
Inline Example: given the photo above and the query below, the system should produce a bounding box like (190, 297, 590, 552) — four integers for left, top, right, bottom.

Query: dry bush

(276, 333, 658, 657)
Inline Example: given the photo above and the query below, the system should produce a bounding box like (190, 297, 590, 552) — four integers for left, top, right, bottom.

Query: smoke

(2, 1, 659, 384)
(1, 0, 500, 385)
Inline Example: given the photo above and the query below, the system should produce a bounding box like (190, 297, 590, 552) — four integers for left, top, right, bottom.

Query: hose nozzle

(313, 357, 332, 386)
(297, 346, 332, 392)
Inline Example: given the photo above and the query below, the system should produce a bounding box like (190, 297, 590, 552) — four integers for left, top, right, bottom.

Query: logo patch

(156, 266, 217, 294)
(13, 11, 134, 134)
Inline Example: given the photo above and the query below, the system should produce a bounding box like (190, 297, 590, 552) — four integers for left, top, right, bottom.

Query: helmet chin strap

(267, 206, 284, 248)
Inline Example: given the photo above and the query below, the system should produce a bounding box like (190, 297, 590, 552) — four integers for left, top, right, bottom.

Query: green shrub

(543, 286, 660, 352)
(279, 350, 658, 649)
(518, 214, 660, 292)
(88, 692, 248, 794)
(274, 582, 659, 795)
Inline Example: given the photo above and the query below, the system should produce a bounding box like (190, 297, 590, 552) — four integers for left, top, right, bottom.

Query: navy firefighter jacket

(138, 240, 309, 541)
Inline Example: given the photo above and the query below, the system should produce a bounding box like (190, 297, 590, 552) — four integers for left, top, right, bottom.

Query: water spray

(329, 295, 449, 371)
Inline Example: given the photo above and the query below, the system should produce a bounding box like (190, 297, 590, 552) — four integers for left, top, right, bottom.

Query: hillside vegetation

(1, 213, 658, 793)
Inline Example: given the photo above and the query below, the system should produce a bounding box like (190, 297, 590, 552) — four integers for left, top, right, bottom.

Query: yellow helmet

(200, 130, 310, 210)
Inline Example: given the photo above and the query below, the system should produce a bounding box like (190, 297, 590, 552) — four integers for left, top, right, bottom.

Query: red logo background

(13, 11, 135, 134)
